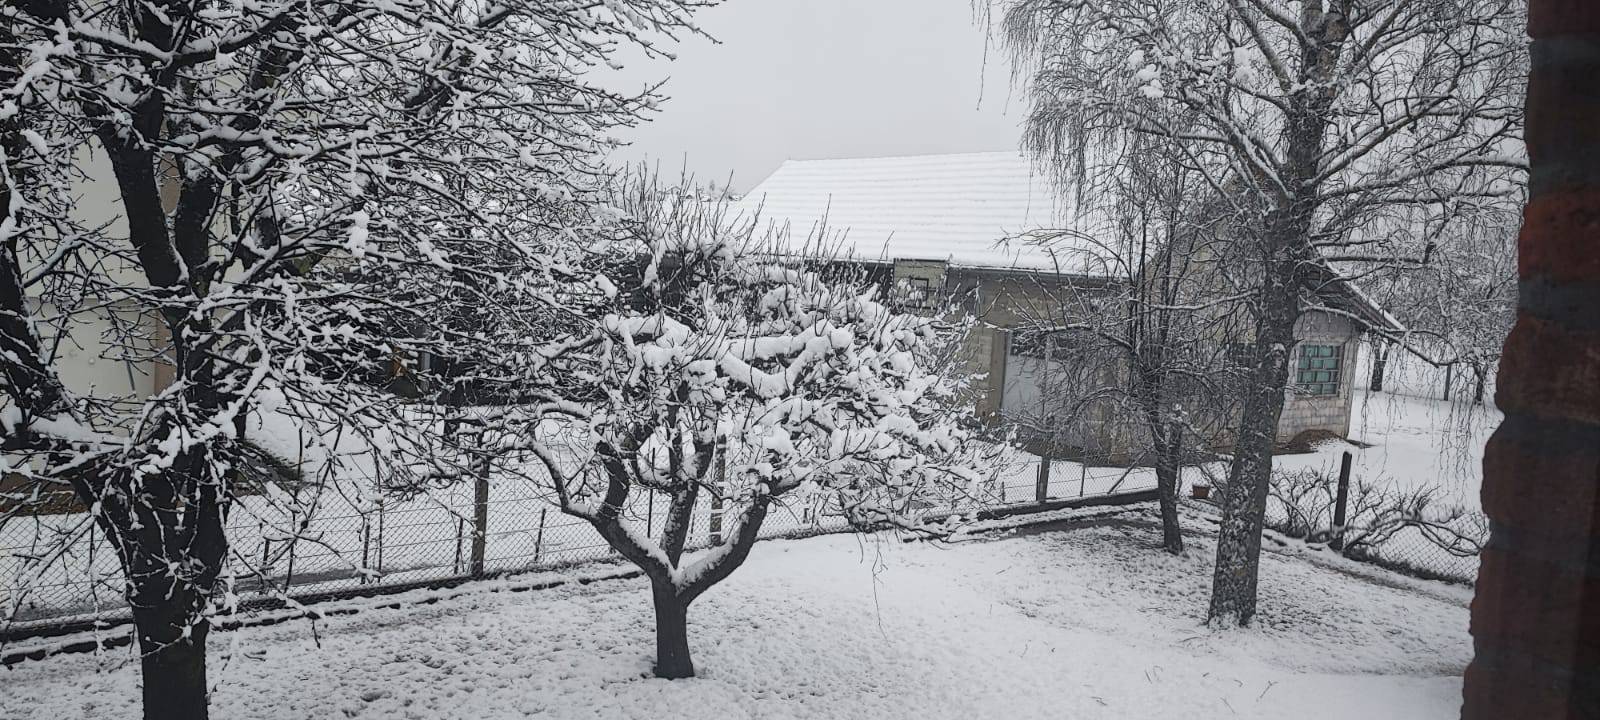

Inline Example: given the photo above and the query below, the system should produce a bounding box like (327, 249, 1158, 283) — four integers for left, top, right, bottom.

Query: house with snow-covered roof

(731, 150, 1400, 460)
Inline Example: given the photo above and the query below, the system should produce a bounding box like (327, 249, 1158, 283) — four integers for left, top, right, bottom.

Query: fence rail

(3, 447, 1483, 643)
(2, 453, 1160, 640)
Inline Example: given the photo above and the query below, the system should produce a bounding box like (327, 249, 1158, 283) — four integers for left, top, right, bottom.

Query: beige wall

(29, 300, 165, 402)
(927, 264, 1362, 457)
(1275, 311, 1360, 443)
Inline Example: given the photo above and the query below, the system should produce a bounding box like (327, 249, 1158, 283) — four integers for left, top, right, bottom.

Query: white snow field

(1, 508, 1471, 720)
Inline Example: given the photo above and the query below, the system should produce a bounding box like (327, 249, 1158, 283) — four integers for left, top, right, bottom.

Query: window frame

(1294, 343, 1344, 397)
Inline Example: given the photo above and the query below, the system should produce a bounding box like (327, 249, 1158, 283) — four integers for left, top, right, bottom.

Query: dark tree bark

(134, 605, 213, 720)
(580, 427, 777, 680)
(1149, 419, 1185, 555)
(650, 582, 695, 680)
(1368, 339, 1389, 392)
(1207, 253, 1302, 625)
(1206, 1, 1348, 628)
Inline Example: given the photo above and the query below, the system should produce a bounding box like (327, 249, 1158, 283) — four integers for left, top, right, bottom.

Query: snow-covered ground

(1275, 390, 1495, 512)
(1, 508, 1471, 720)
(1263, 391, 1494, 582)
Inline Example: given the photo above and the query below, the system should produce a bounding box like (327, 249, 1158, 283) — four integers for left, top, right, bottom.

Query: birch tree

(0, 2, 707, 718)
(995, 0, 1525, 625)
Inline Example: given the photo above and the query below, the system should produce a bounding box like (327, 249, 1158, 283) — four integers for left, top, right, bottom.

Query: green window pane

(1295, 344, 1343, 396)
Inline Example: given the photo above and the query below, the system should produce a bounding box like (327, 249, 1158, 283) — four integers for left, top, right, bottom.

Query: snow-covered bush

(1264, 467, 1486, 565)
(515, 183, 989, 678)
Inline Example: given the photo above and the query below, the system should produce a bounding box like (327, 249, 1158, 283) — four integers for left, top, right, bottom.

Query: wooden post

(376, 502, 386, 574)
(453, 516, 465, 575)
(1330, 451, 1353, 552)
(470, 456, 489, 578)
(284, 510, 298, 591)
(360, 516, 372, 584)
(1035, 454, 1051, 503)
(533, 508, 547, 564)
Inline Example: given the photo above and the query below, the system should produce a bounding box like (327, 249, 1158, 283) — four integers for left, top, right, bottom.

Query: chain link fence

(3, 443, 1484, 643)
(1251, 454, 1486, 585)
(2, 452, 1162, 640)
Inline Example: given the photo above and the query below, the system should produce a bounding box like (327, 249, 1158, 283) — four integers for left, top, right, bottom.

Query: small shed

(733, 150, 1400, 456)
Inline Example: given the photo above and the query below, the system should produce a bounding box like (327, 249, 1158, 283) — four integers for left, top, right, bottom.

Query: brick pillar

(1460, 2, 1600, 719)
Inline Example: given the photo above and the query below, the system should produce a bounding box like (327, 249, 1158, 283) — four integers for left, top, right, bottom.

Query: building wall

(926, 263, 1363, 455)
(28, 300, 165, 403)
(1275, 311, 1361, 443)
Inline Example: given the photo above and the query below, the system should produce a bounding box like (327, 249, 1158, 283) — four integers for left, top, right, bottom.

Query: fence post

(453, 517, 465, 575)
(260, 520, 271, 576)
(534, 508, 547, 564)
(710, 439, 725, 545)
(1035, 454, 1051, 503)
(470, 456, 490, 578)
(284, 510, 298, 592)
(361, 516, 372, 584)
(1331, 451, 1353, 552)
(376, 502, 386, 574)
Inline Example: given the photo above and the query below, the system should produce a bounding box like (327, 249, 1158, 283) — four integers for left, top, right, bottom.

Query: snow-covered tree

(1363, 195, 1519, 404)
(515, 185, 986, 679)
(994, 0, 1525, 626)
(0, 2, 706, 717)
(1001, 135, 1252, 556)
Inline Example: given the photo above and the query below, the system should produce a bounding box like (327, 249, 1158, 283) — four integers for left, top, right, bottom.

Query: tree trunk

(1151, 424, 1184, 555)
(1471, 364, 1487, 406)
(1208, 254, 1302, 627)
(1368, 340, 1388, 392)
(650, 582, 695, 679)
(102, 450, 230, 720)
(133, 595, 212, 720)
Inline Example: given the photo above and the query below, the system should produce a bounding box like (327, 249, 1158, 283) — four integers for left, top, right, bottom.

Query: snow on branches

(515, 181, 986, 678)
(2, 2, 708, 716)
(992, 0, 1525, 628)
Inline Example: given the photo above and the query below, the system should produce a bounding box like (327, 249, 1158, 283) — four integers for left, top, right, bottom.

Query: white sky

(607, 0, 1027, 192)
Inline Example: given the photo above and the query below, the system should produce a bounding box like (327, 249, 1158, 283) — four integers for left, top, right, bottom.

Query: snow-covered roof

(731, 151, 1112, 275)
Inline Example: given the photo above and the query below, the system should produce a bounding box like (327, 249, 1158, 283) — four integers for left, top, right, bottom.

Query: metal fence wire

(2, 453, 1162, 638)
(1254, 465, 1485, 586)
(3, 449, 1482, 640)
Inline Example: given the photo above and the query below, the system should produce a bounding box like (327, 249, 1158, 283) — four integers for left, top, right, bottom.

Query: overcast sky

(608, 0, 1027, 192)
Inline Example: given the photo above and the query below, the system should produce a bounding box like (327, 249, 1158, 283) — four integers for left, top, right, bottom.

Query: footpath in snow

(0, 508, 1471, 720)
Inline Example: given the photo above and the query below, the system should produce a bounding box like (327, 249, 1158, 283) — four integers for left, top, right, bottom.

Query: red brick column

(1461, 2, 1600, 718)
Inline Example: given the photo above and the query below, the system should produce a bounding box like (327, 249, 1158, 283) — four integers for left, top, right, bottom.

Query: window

(1009, 329, 1051, 359)
(1295, 344, 1343, 396)
(896, 276, 936, 313)
(1008, 329, 1089, 361)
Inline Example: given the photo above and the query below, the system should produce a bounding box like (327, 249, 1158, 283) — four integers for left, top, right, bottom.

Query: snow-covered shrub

(1265, 468, 1487, 567)
(513, 180, 991, 678)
